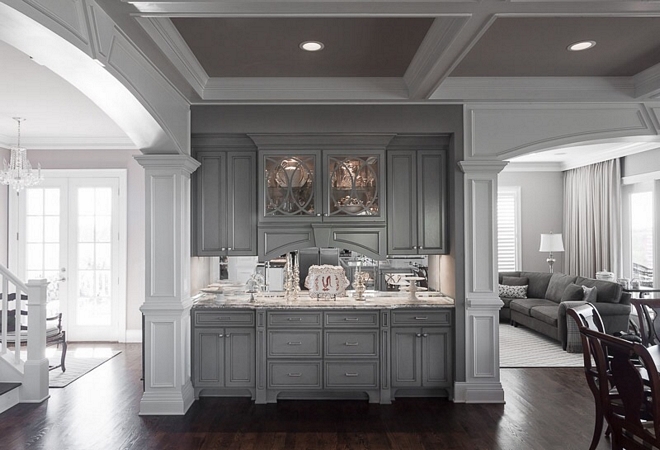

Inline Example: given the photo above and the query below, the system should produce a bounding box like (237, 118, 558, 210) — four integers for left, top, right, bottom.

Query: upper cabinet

(253, 134, 391, 224)
(387, 136, 449, 255)
(192, 136, 258, 256)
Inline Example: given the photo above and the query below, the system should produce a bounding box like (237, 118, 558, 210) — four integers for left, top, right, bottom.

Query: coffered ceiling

(3, 0, 660, 164)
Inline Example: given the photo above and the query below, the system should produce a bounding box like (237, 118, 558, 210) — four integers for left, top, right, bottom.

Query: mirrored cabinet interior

(327, 154, 381, 218)
(263, 153, 320, 219)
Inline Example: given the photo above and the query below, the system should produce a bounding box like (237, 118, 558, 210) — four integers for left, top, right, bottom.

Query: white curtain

(563, 159, 622, 278)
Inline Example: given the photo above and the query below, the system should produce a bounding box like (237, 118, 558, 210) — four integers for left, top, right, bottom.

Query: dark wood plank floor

(0, 343, 611, 450)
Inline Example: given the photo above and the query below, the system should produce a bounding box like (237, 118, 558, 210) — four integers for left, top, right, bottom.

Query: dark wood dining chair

(580, 327, 660, 450)
(631, 298, 660, 347)
(0, 293, 68, 372)
(567, 303, 609, 450)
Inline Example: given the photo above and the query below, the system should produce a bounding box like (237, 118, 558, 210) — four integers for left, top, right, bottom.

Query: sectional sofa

(498, 271, 631, 350)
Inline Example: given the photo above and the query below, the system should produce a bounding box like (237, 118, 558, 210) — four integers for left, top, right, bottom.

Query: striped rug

(499, 322, 584, 368)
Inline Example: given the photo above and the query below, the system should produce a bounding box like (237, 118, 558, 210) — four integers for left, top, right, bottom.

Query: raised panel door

(387, 150, 417, 254)
(422, 327, 452, 387)
(194, 152, 227, 255)
(391, 327, 421, 387)
(227, 151, 257, 255)
(225, 327, 255, 388)
(417, 150, 448, 254)
(194, 328, 225, 387)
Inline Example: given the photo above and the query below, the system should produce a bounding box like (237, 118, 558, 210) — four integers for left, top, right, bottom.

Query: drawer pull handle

(287, 341, 302, 346)
(287, 317, 303, 321)
(344, 342, 359, 346)
(344, 373, 359, 377)
(288, 373, 302, 377)
(414, 317, 428, 320)
(343, 318, 359, 321)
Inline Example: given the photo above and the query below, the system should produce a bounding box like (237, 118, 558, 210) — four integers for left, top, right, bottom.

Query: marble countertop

(192, 291, 455, 309)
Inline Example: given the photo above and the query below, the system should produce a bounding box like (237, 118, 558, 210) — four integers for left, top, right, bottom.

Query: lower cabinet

(192, 307, 453, 403)
(192, 311, 255, 399)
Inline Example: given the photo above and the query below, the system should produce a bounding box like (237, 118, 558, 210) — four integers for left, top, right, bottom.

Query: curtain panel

(563, 159, 622, 278)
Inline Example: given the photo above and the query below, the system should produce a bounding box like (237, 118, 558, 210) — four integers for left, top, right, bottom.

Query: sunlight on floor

(44, 345, 116, 359)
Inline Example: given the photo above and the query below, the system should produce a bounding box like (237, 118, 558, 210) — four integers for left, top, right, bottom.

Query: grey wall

(498, 171, 564, 274)
(27, 149, 145, 337)
(623, 147, 660, 177)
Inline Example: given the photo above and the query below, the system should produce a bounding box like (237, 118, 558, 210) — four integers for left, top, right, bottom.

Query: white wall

(623, 148, 660, 178)
(498, 171, 564, 274)
(27, 149, 145, 339)
(0, 148, 8, 266)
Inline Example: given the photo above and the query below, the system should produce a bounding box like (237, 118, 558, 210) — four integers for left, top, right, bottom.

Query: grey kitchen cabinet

(193, 150, 257, 256)
(387, 143, 449, 255)
(391, 309, 452, 392)
(192, 309, 256, 398)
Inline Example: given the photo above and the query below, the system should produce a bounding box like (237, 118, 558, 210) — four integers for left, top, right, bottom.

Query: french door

(9, 170, 127, 341)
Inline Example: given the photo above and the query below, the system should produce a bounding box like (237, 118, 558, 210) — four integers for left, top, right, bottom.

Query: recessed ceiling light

(300, 41, 324, 52)
(567, 40, 596, 52)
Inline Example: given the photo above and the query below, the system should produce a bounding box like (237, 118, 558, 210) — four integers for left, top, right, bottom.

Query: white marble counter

(192, 290, 454, 309)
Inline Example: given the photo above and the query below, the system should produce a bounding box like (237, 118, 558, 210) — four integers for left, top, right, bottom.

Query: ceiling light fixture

(567, 40, 596, 52)
(0, 117, 43, 192)
(300, 41, 324, 52)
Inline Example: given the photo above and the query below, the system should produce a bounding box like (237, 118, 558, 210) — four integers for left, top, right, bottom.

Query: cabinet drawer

(391, 310, 451, 326)
(325, 331, 378, 358)
(268, 311, 322, 328)
(324, 312, 378, 328)
(194, 311, 255, 327)
(325, 362, 378, 388)
(269, 362, 322, 388)
(268, 331, 322, 357)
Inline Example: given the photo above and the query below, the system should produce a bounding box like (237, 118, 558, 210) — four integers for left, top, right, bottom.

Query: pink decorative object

(304, 265, 350, 299)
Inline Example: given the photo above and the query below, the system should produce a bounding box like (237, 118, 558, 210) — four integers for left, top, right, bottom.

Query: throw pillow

(560, 283, 585, 302)
(499, 284, 528, 299)
(502, 276, 529, 286)
(582, 285, 598, 303)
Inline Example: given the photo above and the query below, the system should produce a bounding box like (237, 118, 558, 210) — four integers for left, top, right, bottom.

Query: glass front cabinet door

(259, 150, 385, 222)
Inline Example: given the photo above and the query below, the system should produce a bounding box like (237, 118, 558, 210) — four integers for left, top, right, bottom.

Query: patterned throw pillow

(499, 284, 528, 299)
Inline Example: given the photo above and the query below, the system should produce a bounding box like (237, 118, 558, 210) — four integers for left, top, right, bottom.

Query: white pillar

(23, 278, 49, 403)
(135, 155, 200, 415)
(454, 160, 507, 403)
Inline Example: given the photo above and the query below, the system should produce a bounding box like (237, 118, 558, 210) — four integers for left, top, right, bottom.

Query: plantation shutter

(497, 187, 520, 272)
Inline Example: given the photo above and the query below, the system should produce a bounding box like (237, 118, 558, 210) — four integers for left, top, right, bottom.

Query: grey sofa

(499, 271, 631, 350)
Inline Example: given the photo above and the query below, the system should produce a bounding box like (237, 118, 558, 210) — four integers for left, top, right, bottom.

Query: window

(497, 186, 521, 272)
(630, 189, 654, 287)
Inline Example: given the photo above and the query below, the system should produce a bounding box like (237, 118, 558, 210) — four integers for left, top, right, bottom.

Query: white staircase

(0, 264, 49, 414)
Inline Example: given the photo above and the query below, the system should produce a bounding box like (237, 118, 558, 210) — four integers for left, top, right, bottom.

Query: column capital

(458, 160, 508, 175)
(135, 154, 201, 177)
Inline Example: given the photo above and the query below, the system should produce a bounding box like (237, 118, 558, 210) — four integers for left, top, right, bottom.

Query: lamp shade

(539, 233, 564, 252)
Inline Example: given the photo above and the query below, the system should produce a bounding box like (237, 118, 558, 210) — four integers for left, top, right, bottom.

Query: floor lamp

(540, 233, 564, 273)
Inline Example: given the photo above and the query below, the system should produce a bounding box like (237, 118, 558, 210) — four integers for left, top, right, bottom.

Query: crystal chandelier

(0, 117, 43, 192)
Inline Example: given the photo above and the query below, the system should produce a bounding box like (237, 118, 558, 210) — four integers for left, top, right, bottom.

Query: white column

(135, 155, 201, 415)
(22, 278, 49, 403)
(454, 160, 507, 403)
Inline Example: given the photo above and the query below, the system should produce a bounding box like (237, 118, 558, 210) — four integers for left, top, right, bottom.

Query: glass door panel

(327, 155, 380, 217)
(264, 154, 317, 217)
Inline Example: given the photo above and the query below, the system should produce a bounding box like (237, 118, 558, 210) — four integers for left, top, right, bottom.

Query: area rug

(499, 323, 583, 368)
(48, 349, 121, 388)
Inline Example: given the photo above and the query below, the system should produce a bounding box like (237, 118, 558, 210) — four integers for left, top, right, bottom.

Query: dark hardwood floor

(0, 343, 610, 450)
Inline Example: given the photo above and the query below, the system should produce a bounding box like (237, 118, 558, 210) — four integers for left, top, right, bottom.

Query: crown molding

(634, 63, 660, 100)
(0, 135, 137, 150)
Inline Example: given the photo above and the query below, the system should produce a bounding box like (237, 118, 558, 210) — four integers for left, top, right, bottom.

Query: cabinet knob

(316, 213, 322, 217)
(218, 334, 224, 338)
(226, 333, 231, 337)
(419, 246, 423, 250)
(221, 248, 226, 251)
(422, 333, 428, 337)
(416, 333, 422, 337)
(413, 246, 418, 250)
(228, 247, 233, 251)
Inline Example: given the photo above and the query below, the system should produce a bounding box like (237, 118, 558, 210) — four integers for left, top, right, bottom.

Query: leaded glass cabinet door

(324, 150, 385, 222)
(260, 151, 322, 222)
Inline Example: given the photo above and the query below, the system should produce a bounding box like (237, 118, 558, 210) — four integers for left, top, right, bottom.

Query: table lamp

(539, 233, 564, 273)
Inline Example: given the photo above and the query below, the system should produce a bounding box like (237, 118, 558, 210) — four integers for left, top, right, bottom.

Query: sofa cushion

(575, 277, 623, 304)
(530, 305, 559, 327)
(560, 283, 585, 302)
(502, 276, 529, 286)
(520, 272, 554, 299)
(582, 286, 597, 303)
(510, 298, 556, 316)
(546, 273, 578, 303)
(499, 272, 521, 284)
(499, 284, 528, 298)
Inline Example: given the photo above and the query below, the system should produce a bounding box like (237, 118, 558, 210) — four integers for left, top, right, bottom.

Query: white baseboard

(453, 381, 505, 403)
(123, 329, 142, 343)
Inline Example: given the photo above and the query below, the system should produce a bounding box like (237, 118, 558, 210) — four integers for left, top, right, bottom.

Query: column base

(21, 358, 50, 403)
(453, 381, 505, 403)
(139, 380, 195, 415)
